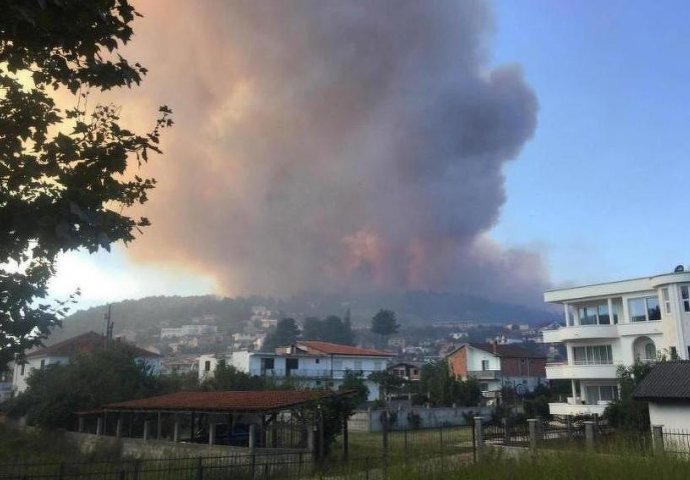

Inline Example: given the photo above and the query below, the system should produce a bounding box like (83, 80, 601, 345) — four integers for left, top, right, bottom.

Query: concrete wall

(348, 406, 493, 432)
(64, 431, 312, 462)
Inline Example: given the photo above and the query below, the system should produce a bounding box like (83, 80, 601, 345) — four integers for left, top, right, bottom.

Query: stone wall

(348, 406, 493, 432)
(63, 431, 312, 464)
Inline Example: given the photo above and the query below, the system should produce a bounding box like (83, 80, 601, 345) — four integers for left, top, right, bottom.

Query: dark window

(262, 358, 274, 370)
(286, 358, 299, 370)
(315, 359, 320, 364)
(204, 360, 211, 371)
(20, 364, 25, 376)
(671, 347, 678, 359)
(40, 359, 45, 369)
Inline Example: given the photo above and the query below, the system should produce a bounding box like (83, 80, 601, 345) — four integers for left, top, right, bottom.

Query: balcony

(545, 363, 619, 380)
(548, 402, 609, 416)
(468, 370, 500, 380)
(542, 324, 618, 343)
(617, 321, 663, 337)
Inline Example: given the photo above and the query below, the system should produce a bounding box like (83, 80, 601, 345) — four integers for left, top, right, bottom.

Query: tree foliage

(605, 362, 652, 431)
(301, 315, 355, 345)
(371, 309, 399, 337)
(419, 360, 482, 407)
(0, 0, 172, 369)
(6, 345, 161, 429)
(201, 360, 273, 391)
(262, 318, 300, 352)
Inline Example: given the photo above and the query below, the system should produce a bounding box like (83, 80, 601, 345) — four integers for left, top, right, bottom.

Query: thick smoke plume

(116, 0, 547, 305)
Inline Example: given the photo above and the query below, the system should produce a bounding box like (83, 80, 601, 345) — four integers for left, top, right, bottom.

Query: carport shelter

(77, 390, 349, 450)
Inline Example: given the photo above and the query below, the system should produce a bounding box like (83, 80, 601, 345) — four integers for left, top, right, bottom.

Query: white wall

(466, 347, 500, 371)
(649, 402, 690, 431)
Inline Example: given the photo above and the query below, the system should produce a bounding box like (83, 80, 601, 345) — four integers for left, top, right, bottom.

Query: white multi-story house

(198, 341, 393, 401)
(12, 332, 160, 394)
(543, 267, 690, 416)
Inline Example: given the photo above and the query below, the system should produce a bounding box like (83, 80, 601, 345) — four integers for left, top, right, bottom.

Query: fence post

(404, 428, 408, 453)
(473, 416, 484, 457)
(143, 420, 150, 441)
(652, 425, 664, 453)
(382, 410, 389, 459)
(173, 417, 180, 443)
(249, 424, 257, 450)
(196, 456, 203, 480)
(96, 417, 103, 436)
(208, 422, 216, 446)
(502, 417, 511, 445)
(78, 417, 84, 433)
(115, 417, 122, 438)
(528, 418, 540, 451)
(584, 421, 596, 450)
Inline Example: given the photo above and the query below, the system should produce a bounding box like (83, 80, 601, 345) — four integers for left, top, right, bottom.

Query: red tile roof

(297, 341, 393, 357)
(103, 390, 344, 413)
(27, 331, 159, 359)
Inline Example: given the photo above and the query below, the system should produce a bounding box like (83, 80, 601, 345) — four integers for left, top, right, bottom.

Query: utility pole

(104, 304, 114, 348)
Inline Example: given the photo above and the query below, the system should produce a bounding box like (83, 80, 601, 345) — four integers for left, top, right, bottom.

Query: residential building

(160, 325, 218, 339)
(543, 268, 690, 416)
(633, 361, 690, 433)
(446, 342, 547, 396)
(12, 332, 160, 394)
(388, 361, 424, 381)
(200, 341, 393, 401)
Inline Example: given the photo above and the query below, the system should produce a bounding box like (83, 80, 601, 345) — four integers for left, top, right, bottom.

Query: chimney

(492, 340, 498, 355)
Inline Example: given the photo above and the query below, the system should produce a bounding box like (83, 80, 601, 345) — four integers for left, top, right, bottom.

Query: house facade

(446, 343, 547, 396)
(387, 361, 423, 381)
(543, 268, 690, 416)
(12, 332, 160, 395)
(200, 341, 393, 401)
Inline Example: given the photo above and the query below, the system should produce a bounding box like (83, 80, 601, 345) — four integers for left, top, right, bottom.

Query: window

(572, 345, 613, 365)
(644, 343, 656, 360)
(682, 286, 690, 313)
(481, 360, 489, 371)
(40, 359, 45, 369)
(577, 303, 614, 325)
(315, 358, 320, 364)
(204, 360, 211, 372)
(585, 385, 617, 404)
(20, 364, 25, 376)
(479, 383, 489, 392)
(662, 288, 671, 315)
(628, 297, 661, 322)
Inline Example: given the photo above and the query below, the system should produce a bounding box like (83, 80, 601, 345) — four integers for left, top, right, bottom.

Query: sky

(48, 1, 690, 310)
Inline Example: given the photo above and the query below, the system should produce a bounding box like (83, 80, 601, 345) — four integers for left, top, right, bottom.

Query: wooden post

(116, 417, 122, 438)
(143, 420, 150, 441)
(157, 412, 162, 440)
(96, 417, 103, 436)
(191, 411, 196, 442)
(78, 417, 84, 433)
(318, 410, 325, 460)
(528, 418, 539, 451)
(473, 417, 484, 457)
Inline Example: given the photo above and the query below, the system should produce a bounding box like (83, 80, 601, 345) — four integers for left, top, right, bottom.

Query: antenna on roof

(675, 265, 685, 273)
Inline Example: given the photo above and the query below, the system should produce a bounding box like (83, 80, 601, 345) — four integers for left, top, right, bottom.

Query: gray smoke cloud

(115, 0, 547, 305)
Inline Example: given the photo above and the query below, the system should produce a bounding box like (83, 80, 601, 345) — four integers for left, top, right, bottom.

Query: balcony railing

(249, 368, 381, 379)
(468, 370, 500, 380)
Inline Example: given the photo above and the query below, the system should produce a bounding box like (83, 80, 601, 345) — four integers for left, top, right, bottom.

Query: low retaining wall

(63, 431, 311, 462)
(348, 406, 493, 432)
